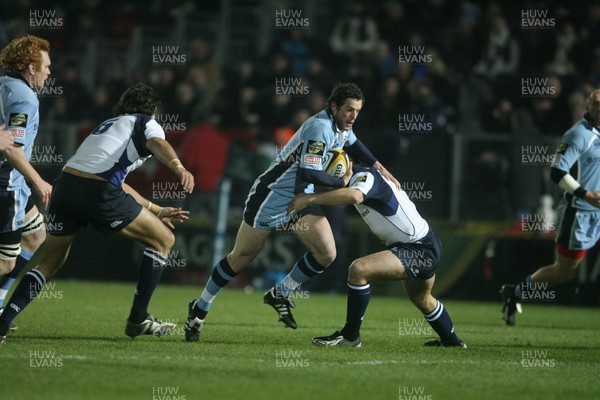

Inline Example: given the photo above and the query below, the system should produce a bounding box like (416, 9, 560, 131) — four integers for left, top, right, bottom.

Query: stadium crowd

(1, 0, 600, 219)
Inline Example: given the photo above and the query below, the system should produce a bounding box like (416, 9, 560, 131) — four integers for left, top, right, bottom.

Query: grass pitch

(1, 280, 599, 400)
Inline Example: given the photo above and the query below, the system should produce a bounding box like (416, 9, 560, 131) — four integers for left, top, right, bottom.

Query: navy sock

(340, 282, 371, 341)
(0, 269, 46, 336)
(128, 248, 166, 323)
(277, 253, 326, 298)
(423, 301, 461, 346)
(0, 249, 33, 308)
(194, 258, 237, 319)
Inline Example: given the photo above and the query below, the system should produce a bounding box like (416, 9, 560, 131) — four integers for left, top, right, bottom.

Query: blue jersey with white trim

(350, 166, 429, 244)
(0, 74, 40, 191)
(249, 109, 357, 198)
(65, 114, 165, 187)
(552, 115, 600, 211)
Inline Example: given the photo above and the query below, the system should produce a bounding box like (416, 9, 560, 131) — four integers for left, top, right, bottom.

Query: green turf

(1, 280, 599, 400)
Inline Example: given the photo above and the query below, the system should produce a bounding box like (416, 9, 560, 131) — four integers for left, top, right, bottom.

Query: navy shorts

(47, 172, 142, 236)
(388, 228, 443, 280)
(0, 186, 36, 244)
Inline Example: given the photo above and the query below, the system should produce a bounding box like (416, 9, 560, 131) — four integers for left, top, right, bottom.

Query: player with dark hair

(0, 83, 194, 343)
(501, 89, 600, 326)
(0, 35, 54, 331)
(184, 82, 400, 342)
(288, 165, 466, 348)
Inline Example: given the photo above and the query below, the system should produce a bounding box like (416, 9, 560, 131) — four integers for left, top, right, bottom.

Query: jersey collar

(6, 72, 32, 89)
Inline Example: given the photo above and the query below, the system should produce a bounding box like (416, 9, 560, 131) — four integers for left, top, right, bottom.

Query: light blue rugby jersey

(0, 74, 40, 191)
(552, 115, 600, 211)
(249, 109, 357, 197)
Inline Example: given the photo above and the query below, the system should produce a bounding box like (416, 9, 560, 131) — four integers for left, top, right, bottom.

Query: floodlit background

(2, 1, 600, 302)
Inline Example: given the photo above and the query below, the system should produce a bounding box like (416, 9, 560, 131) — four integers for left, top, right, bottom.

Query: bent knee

(314, 246, 336, 267)
(348, 259, 369, 281)
(151, 229, 175, 255)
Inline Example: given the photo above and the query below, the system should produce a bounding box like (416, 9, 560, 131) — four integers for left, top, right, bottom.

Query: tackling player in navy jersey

(288, 165, 466, 348)
(501, 89, 600, 326)
(0, 84, 194, 343)
(184, 83, 400, 342)
(0, 36, 54, 331)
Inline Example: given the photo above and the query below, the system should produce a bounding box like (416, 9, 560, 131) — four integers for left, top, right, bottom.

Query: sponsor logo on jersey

(555, 143, 568, 154)
(8, 127, 25, 138)
(303, 155, 321, 166)
(306, 140, 325, 155)
(110, 220, 123, 228)
(354, 175, 367, 184)
(9, 113, 28, 127)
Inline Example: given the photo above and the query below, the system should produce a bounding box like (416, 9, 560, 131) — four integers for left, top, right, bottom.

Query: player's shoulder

(350, 166, 378, 186)
(0, 76, 38, 105)
(564, 118, 594, 140)
(302, 110, 335, 137)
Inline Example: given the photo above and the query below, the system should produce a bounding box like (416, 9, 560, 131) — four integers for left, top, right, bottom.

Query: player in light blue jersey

(288, 166, 466, 348)
(0, 36, 54, 331)
(0, 84, 194, 343)
(501, 89, 600, 326)
(185, 83, 400, 342)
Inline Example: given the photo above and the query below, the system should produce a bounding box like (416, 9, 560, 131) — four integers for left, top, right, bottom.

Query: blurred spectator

(546, 21, 578, 76)
(484, 97, 514, 133)
(509, 109, 545, 218)
(330, 1, 379, 58)
(377, 0, 411, 47)
(181, 123, 232, 217)
(271, 30, 312, 77)
(474, 16, 519, 81)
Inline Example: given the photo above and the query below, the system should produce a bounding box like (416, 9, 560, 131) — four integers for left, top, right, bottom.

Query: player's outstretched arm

(288, 187, 364, 217)
(145, 137, 195, 193)
(3, 143, 52, 208)
(122, 182, 189, 229)
(0, 125, 14, 152)
(373, 161, 400, 189)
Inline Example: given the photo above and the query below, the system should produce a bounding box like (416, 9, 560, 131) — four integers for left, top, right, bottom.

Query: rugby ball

(322, 149, 350, 178)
